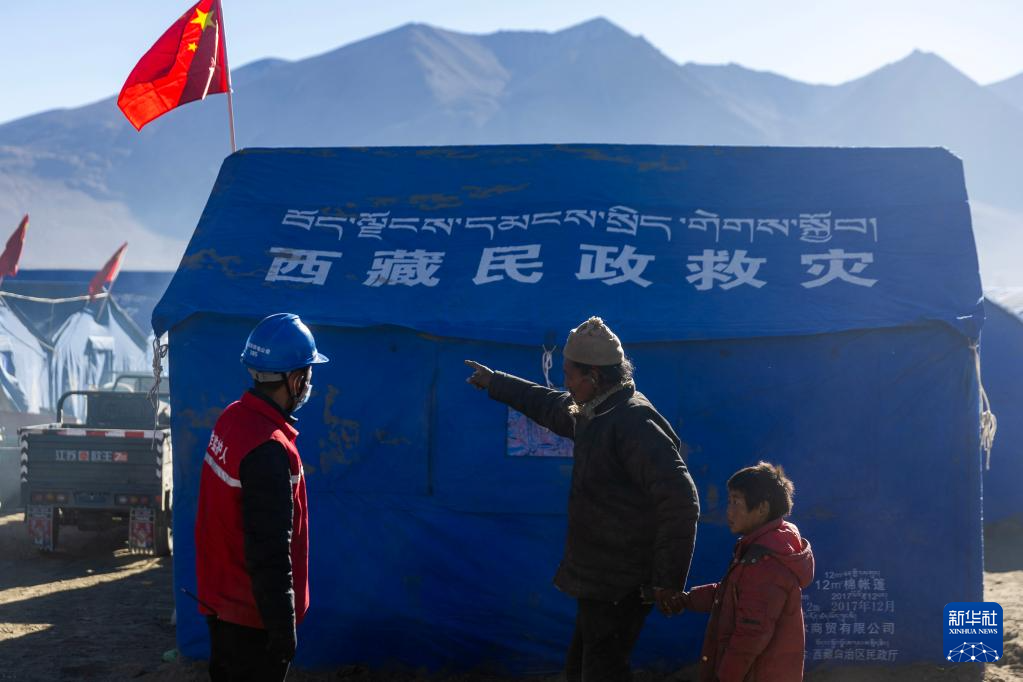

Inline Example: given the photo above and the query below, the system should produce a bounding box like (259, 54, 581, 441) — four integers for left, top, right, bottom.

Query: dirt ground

(0, 512, 1020, 682)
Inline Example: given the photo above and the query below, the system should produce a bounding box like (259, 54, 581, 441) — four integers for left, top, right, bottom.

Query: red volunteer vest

(195, 391, 309, 628)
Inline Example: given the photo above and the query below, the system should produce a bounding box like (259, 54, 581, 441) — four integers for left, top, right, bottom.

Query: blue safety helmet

(240, 313, 329, 374)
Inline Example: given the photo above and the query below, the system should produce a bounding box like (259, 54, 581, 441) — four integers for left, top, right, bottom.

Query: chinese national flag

(0, 215, 28, 278)
(118, 0, 229, 131)
(89, 243, 128, 300)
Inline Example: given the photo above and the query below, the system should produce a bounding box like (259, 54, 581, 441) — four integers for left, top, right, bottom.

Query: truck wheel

(154, 508, 172, 557)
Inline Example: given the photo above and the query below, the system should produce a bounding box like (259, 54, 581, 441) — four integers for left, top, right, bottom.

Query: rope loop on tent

(149, 335, 169, 450)
(541, 345, 556, 389)
(972, 342, 997, 470)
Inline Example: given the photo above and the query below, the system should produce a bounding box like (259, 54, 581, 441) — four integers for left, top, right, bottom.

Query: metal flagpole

(218, 0, 237, 153)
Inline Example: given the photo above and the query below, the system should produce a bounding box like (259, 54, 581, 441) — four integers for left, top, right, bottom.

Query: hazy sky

(3, 0, 1020, 124)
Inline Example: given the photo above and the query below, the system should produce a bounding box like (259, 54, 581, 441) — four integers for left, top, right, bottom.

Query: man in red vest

(195, 313, 328, 681)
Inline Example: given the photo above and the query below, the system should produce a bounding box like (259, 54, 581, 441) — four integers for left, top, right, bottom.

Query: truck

(19, 389, 172, 555)
(0, 427, 21, 511)
(1, 410, 56, 511)
(102, 371, 170, 397)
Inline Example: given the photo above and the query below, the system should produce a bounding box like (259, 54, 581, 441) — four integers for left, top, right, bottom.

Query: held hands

(465, 360, 495, 390)
(653, 588, 689, 617)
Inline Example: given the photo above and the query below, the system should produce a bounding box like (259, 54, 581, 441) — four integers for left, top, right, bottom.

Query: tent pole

(97, 280, 115, 319)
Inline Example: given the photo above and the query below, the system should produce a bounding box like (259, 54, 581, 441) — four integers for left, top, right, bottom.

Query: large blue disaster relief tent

(981, 289, 1023, 524)
(154, 145, 984, 672)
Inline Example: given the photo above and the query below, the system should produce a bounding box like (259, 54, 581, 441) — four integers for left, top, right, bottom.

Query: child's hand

(675, 590, 690, 614)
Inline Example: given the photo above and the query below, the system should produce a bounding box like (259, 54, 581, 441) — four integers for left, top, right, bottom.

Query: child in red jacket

(683, 462, 814, 682)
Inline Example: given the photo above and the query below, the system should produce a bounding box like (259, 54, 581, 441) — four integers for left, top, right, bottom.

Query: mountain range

(1, 18, 1020, 284)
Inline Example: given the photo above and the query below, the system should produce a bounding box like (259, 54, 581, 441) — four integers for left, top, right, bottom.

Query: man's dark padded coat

(488, 373, 700, 601)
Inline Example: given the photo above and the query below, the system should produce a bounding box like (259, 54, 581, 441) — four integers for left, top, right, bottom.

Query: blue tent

(154, 145, 984, 672)
(0, 300, 51, 414)
(981, 290, 1023, 524)
(0, 274, 157, 417)
(48, 301, 149, 420)
(4, 270, 174, 334)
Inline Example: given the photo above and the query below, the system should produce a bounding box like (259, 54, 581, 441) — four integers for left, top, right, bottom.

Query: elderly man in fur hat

(466, 317, 700, 682)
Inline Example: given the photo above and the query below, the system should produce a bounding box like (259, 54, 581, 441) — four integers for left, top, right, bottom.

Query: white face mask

(291, 372, 313, 413)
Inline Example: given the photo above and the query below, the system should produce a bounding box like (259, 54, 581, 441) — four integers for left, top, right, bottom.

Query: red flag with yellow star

(118, 0, 230, 131)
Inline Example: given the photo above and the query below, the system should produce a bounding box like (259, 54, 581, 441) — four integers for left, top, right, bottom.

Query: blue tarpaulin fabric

(5, 270, 174, 335)
(0, 303, 51, 413)
(48, 303, 149, 419)
(981, 292, 1023, 524)
(153, 145, 981, 341)
(155, 145, 984, 672)
(0, 274, 158, 415)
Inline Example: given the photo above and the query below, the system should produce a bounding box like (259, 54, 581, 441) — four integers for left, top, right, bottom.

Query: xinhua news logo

(944, 602, 1002, 663)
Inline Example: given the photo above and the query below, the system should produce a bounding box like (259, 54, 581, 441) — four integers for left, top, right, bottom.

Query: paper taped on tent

(154, 145, 985, 671)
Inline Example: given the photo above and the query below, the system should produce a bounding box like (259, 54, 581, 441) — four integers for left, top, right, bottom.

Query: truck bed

(20, 425, 171, 510)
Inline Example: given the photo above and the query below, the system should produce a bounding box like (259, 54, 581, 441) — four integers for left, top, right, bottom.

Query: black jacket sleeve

(617, 410, 700, 590)
(239, 441, 296, 634)
(487, 371, 576, 439)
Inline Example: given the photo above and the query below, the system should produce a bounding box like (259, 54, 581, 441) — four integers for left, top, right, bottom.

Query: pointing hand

(464, 360, 494, 390)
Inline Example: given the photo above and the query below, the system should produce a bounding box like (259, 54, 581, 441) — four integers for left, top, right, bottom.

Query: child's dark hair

(727, 461, 795, 521)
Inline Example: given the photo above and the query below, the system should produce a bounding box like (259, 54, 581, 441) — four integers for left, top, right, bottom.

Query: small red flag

(89, 243, 128, 301)
(118, 0, 229, 131)
(0, 215, 28, 278)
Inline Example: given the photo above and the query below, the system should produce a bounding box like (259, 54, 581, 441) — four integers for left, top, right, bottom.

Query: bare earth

(0, 511, 1019, 682)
